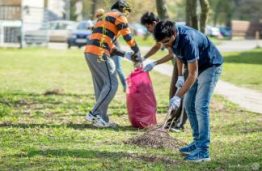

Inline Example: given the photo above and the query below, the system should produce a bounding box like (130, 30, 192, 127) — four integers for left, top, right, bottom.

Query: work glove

(124, 51, 134, 61)
(132, 51, 143, 63)
(169, 96, 181, 111)
(143, 62, 156, 72)
(176, 76, 185, 88)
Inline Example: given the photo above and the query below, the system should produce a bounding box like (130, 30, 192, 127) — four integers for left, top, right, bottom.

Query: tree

(186, 0, 210, 32)
(186, 0, 198, 30)
(91, 0, 97, 20)
(199, 0, 209, 33)
(156, 0, 169, 20)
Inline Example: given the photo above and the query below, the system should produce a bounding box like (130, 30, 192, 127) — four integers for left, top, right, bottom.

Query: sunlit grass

(0, 48, 261, 170)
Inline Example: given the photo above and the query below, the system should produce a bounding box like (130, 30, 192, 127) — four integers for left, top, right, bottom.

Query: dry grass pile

(126, 127, 185, 149)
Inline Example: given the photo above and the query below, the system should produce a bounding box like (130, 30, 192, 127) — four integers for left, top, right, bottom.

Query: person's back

(172, 25, 223, 74)
(85, 10, 139, 58)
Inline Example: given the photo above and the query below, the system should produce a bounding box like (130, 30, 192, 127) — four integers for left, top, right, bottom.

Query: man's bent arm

(176, 57, 184, 76)
(155, 47, 174, 65)
(176, 60, 198, 97)
(144, 43, 162, 59)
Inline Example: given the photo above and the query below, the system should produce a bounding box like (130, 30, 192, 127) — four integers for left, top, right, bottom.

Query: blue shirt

(172, 25, 223, 74)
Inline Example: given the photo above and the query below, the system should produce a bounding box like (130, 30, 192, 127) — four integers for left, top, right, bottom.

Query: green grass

(0, 48, 261, 170)
(119, 35, 156, 47)
(119, 35, 221, 48)
(222, 48, 262, 91)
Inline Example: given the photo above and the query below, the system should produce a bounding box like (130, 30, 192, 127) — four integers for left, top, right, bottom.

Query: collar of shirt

(172, 26, 180, 49)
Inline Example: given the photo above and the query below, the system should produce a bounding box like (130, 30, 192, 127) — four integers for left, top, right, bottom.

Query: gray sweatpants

(84, 53, 118, 122)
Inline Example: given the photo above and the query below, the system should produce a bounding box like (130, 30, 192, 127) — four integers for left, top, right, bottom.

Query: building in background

(75, 0, 83, 22)
(0, 0, 71, 47)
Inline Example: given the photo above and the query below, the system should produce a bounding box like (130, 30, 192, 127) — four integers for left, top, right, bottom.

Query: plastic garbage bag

(126, 68, 157, 128)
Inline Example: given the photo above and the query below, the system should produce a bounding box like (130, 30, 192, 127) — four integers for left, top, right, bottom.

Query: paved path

(150, 61, 262, 114)
(121, 39, 262, 53)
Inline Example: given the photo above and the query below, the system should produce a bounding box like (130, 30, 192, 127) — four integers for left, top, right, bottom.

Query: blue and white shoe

(179, 142, 197, 155)
(184, 149, 211, 162)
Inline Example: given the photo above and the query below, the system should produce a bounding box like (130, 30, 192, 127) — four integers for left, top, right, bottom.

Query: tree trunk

(186, 0, 192, 26)
(199, 0, 209, 33)
(186, 0, 198, 30)
(191, 0, 198, 30)
(91, 0, 97, 20)
(156, 0, 169, 20)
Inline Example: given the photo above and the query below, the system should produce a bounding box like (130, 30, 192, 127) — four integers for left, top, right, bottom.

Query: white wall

(48, 0, 65, 19)
(22, 0, 44, 31)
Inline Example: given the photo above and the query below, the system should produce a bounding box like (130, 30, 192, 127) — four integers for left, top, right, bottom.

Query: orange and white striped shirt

(85, 10, 139, 57)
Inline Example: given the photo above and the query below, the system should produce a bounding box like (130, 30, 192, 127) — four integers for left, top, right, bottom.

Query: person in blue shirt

(144, 20, 223, 162)
(141, 12, 188, 132)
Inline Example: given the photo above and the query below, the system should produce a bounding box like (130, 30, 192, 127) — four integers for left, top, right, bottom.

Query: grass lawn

(119, 35, 221, 48)
(222, 48, 262, 91)
(0, 48, 261, 170)
(119, 35, 156, 47)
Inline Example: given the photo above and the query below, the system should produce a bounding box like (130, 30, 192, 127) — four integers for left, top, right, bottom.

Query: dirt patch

(43, 88, 64, 96)
(125, 127, 185, 150)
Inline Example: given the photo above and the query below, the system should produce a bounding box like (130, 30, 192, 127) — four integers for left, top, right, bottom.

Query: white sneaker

(93, 115, 110, 128)
(85, 112, 96, 123)
(170, 127, 182, 132)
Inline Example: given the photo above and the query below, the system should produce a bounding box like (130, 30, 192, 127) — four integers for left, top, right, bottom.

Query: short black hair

(153, 20, 176, 42)
(111, 0, 131, 13)
(140, 12, 159, 25)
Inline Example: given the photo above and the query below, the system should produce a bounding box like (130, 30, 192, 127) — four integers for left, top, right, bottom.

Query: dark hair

(140, 12, 159, 25)
(111, 0, 131, 13)
(153, 20, 176, 42)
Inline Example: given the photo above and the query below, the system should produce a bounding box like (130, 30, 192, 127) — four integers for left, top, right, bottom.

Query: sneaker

(170, 127, 183, 132)
(86, 112, 96, 123)
(93, 115, 110, 128)
(179, 142, 197, 155)
(184, 149, 211, 162)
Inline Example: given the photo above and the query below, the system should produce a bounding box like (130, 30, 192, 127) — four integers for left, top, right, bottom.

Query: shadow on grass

(18, 148, 178, 164)
(224, 50, 262, 65)
(0, 122, 137, 132)
(0, 92, 95, 110)
(0, 92, 94, 99)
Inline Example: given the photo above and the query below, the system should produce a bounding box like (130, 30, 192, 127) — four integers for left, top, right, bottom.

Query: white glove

(176, 76, 185, 88)
(124, 51, 134, 61)
(169, 96, 181, 111)
(143, 62, 156, 72)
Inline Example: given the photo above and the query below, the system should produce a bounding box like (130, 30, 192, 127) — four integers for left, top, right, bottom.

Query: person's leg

(167, 63, 188, 131)
(195, 66, 222, 150)
(112, 55, 126, 91)
(184, 81, 199, 141)
(167, 63, 182, 127)
(179, 81, 198, 154)
(169, 61, 178, 99)
(85, 55, 103, 101)
(85, 54, 118, 123)
(185, 65, 222, 161)
(98, 58, 118, 122)
(172, 68, 189, 130)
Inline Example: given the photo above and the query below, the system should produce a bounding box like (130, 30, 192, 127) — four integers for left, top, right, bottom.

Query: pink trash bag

(126, 68, 157, 128)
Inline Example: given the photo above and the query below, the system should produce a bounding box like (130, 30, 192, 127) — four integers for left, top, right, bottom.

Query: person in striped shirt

(85, 0, 142, 128)
(95, 8, 127, 93)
